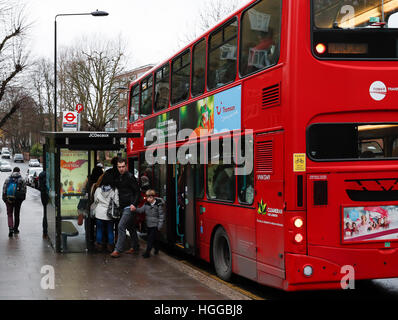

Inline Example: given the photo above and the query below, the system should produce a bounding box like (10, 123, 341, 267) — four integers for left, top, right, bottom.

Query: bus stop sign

(63, 111, 78, 132)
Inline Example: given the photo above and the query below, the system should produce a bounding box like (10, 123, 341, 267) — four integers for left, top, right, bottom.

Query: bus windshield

(313, 0, 398, 29)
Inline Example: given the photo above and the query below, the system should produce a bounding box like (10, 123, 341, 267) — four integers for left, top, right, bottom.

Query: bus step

(175, 243, 185, 249)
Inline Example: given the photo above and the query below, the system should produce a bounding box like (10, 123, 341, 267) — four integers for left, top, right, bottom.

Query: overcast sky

(22, 0, 248, 70)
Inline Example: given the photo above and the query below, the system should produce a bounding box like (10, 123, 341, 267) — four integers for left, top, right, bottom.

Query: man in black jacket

(38, 170, 48, 239)
(111, 158, 140, 258)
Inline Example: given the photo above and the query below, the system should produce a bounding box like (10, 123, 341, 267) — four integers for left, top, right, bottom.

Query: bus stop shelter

(41, 131, 140, 253)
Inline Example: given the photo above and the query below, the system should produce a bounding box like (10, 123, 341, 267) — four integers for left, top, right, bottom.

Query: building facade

(105, 64, 154, 133)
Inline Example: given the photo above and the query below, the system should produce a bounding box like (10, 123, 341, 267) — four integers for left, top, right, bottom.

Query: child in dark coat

(135, 189, 164, 258)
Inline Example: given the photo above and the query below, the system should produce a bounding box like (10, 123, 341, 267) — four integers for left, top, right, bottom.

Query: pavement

(0, 173, 245, 300)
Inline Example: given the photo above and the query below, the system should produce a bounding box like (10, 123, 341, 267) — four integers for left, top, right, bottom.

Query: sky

(21, 0, 248, 70)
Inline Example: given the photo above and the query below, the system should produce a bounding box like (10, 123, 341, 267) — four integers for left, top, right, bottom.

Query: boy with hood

(135, 189, 164, 258)
(2, 167, 26, 237)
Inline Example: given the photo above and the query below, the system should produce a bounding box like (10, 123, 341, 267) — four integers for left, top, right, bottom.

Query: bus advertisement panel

(343, 205, 398, 243)
(144, 85, 241, 145)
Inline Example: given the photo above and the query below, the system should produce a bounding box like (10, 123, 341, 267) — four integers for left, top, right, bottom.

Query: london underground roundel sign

(63, 111, 78, 132)
(65, 112, 76, 122)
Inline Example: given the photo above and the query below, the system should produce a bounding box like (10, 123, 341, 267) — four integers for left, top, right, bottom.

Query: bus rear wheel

(212, 227, 232, 281)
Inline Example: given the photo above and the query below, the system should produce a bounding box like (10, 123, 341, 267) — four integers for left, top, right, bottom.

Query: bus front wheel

(212, 227, 232, 281)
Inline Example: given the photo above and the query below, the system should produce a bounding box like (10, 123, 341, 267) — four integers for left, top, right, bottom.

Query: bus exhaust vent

(256, 141, 273, 172)
(262, 83, 280, 108)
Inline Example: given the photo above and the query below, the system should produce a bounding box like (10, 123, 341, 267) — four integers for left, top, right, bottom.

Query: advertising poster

(343, 205, 398, 242)
(144, 85, 241, 145)
(180, 96, 214, 139)
(213, 85, 241, 133)
(60, 149, 88, 217)
(144, 109, 179, 146)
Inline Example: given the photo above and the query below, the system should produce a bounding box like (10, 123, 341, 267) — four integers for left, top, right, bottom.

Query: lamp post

(54, 10, 109, 132)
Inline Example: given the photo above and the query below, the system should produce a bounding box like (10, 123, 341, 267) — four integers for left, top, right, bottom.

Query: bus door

(255, 132, 285, 274)
(172, 162, 196, 254)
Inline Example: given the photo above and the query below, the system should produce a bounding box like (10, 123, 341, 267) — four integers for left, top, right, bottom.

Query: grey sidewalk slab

(0, 186, 228, 300)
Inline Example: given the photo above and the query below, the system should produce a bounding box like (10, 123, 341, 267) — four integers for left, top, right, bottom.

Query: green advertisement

(180, 96, 214, 139)
(60, 149, 88, 217)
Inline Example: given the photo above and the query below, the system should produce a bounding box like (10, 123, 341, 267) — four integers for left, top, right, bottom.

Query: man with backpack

(2, 167, 27, 237)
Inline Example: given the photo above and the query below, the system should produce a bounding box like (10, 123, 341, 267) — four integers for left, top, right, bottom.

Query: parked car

(2, 151, 11, 159)
(28, 159, 41, 167)
(13, 153, 24, 163)
(0, 160, 12, 172)
(26, 167, 43, 188)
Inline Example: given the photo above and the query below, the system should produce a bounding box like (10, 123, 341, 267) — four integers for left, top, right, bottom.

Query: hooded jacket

(93, 185, 119, 221)
(135, 197, 165, 229)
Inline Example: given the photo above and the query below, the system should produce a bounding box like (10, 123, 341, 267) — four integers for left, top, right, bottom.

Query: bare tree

(0, 0, 30, 128)
(0, 86, 39, 152)
(58, 37, 127, 131)
(29, 58, 54, 131)
(179, 0, 244, 47)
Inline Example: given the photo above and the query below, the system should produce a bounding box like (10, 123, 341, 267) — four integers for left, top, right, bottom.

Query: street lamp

(54, 10, 109, 132)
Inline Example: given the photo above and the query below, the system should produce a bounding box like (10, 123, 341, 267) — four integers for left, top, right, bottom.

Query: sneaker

(110, 250, 121, 258)
(8, 230, 13, 237)
(142, 252, 150, 258)
(124, 248, 136, 254)
(13, 229, 19, 234)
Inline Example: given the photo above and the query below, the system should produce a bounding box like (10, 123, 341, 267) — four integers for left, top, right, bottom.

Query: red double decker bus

(126, 0, 398, 291)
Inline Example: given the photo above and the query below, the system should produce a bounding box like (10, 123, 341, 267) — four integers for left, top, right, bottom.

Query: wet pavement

(0, 177, 232, 300)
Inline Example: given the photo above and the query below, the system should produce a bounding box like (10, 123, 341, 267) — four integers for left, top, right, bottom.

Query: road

(0, 159, 40, 187)
(176, 252, 398, 301)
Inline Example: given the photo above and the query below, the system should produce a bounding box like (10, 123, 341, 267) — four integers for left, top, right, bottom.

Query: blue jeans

(95, 219, 114, 244)
(115, 207, 139, 253)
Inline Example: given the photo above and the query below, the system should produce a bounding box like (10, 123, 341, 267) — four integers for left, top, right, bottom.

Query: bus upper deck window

(140, 75, 153, 117)
(192, 38, 206, 97)
(239, 0, 281, 77)
(154, 64, 169, 112)
(171, 50, 191, 105)
(312, 0, 398, 59)
(129, 84, 140, 122)
(208, 18, 238, 90)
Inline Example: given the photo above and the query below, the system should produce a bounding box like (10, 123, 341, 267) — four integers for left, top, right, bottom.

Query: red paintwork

(127, 0, 398, 291)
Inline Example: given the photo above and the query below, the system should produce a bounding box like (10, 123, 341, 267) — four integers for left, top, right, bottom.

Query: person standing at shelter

(93, 173, 119, 252)
(135, 189, 164, 258)
(111, 158, 140, 258)
(38, 170, 48, 239)
(2, 167, 27, 237)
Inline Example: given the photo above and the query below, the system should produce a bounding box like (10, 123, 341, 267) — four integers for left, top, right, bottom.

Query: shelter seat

(61, 220, 79, 251)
